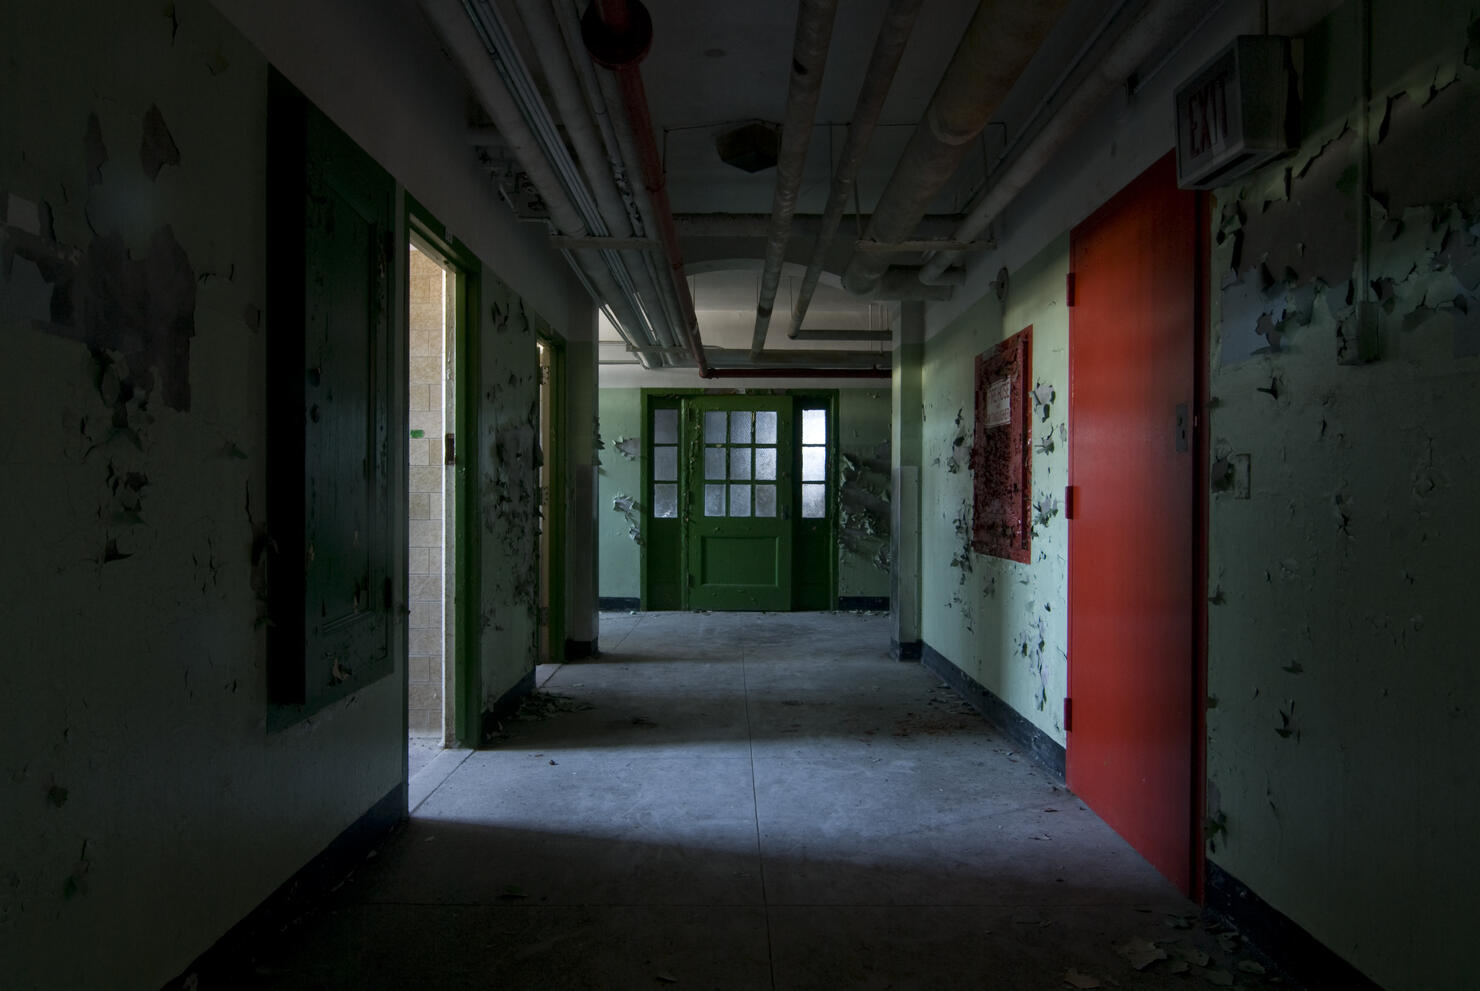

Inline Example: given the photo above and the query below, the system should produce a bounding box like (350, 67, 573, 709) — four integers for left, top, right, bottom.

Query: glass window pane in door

(802, 445, 826, 481)
(802, 408, 827, 446)
(653, 483, 678, 518)
(729, 484, 751, 517)
(754, 410, 777, 444)
(704, 484, 726, 516)
(755, 447, 777, 480)
(729, 447, 751, 480)
(653, 408, 678, 444)
(653, 445, 677, 481)
(754, 484, 776, 517)
(705, 410, 727, 443)
(704, 446, 727, 480)
(729, 411, 752, 444)
(802, 482, 826, 518)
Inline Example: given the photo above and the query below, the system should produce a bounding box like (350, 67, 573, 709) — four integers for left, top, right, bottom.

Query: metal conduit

(787, 0, 923, 340)
(424, 0, 661, 367)
(585, 0, 711, 376)
(461, 0, 663, 352)
(917, 0, 1209, 283)
(748, 0, 839, 357)
(549, 0, 692, 365)
(840, 0, 1070, 297)
(510, 0, 679, 354)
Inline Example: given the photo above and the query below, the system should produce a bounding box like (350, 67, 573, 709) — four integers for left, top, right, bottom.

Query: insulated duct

(748, 0, 839, 356)
(917, 0, 1210, 283)
(840, 0, 1070, 297)
(788, 0, 923, 339)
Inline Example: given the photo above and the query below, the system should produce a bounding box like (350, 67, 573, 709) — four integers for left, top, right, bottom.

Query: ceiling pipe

(555, 0, 694, 374)
(791, 329, 893, 342)
(840, 0, 1071, 297)
(788, 0, 923, 340)
(675, 213, 964, 239)
(584, 0, 712, 377)
(509, 0, 678, 355)
(707, 349, 889, 370)
(706, 367, 892, 380)
(918, 0, 1209, 283)
(422, 0, 661, 366)
(748, 0, 840, 357)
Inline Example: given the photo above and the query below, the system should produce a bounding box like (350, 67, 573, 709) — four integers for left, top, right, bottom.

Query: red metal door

(1068, 153, 1198, 895)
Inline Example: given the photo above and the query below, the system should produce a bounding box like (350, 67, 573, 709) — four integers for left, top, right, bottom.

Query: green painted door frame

(639, 389, 838, 612)
(538, 334, 568, 662)
(407, 196, 481, 748)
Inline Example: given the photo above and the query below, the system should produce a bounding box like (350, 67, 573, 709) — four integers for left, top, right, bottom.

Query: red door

(1068, 153, 1199, 895)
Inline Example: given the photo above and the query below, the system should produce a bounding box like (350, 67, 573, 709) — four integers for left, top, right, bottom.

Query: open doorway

(536, 337, 565, 669)
(407, 235, 458, 776)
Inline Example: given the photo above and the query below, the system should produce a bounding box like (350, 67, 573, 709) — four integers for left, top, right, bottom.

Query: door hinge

(1063, 485, 1075, 520)
(1065, 272, 1076, 307)
(445, 433, 456, 465)
(1175, 403, 1190, 453)
(1064, 696, 1073, 732)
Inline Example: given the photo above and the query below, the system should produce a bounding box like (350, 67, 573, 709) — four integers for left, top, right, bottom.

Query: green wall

(919, 236, 1071, 744)
(596, 387, 643, 601)
(1203, 4, 1480, 987)
(837, 388, 892, 600)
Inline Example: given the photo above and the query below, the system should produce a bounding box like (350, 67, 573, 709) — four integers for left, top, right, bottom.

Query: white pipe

(750, 0, 840, 356)
(788, 0, 925, 339)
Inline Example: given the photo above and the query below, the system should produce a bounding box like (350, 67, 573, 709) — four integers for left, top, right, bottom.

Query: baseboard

(838, 595, 890, 611)
(921, 642, 1066, 782)
(163, 781, 406, 989)
(891, 639, 923, 661)
(565, 637, 597, 660)
(480, 669, 536, 743)
(1206, 861, 1385, 991)
(598, 596, 640, 611)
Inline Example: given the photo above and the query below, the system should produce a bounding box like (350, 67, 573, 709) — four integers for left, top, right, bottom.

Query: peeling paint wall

(836, 389, 892, 600)
(919, 237, 1070, 742)
(597, 388, 643, 602)
(0, 0, 581, 985)
(0, 1, 403, 985)
(477, 278, 543, 712)
(1205, 4, 1480, 988)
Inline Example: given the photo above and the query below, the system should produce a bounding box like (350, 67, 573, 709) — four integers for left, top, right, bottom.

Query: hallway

(250, 613, 1272, 989)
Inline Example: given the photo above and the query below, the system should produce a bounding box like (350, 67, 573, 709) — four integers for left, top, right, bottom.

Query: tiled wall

(407, 246, 446, 735)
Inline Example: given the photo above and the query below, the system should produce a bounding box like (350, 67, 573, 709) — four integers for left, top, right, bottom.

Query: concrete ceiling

(460, 0, 1260, 368)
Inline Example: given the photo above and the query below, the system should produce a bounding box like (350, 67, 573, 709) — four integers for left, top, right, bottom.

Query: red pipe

(585, 0, 712, 377)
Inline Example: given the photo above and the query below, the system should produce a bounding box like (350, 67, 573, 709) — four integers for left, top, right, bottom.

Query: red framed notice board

(971, 326, 1032, 563)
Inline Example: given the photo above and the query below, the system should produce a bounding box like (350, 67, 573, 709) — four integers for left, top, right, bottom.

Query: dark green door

(684, 397, 794, 611)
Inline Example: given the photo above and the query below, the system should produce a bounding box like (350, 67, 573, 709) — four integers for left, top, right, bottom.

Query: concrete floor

(257, 612, 1286, 989)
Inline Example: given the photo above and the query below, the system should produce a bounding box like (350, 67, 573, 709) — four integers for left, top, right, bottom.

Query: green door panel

(685, 396, 793, 611)
(267, 72, 396, 722)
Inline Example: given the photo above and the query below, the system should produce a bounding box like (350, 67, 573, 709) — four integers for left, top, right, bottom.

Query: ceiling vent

(715, 121, 780, 173)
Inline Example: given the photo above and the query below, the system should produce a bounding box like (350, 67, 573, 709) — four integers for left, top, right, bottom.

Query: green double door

(645, 393, 834, 612)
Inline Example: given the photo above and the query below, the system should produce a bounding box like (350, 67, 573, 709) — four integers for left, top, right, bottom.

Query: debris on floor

(513, 691, 594, 721)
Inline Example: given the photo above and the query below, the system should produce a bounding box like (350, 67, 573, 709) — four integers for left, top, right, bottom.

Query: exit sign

(1175, 36, 1295, 189)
